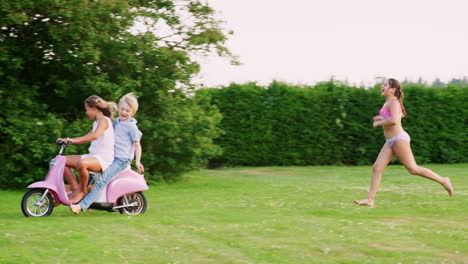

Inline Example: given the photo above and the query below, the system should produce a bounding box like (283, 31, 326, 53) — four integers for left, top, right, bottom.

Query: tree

(448, 77, 468, 86)
(0, 0, 233, 187)
(432, 78, 445, 87)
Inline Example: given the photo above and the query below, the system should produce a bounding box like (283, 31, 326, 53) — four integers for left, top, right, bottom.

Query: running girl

(354, 78, 453, 207)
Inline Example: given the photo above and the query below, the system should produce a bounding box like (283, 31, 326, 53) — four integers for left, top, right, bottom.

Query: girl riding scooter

(57, 95, 117, 203)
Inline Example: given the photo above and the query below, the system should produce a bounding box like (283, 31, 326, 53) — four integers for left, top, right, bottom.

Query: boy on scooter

(70, 93, 144, 213)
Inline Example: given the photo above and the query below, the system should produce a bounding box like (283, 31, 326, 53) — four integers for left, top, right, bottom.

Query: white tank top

(88, 116, 115, 159)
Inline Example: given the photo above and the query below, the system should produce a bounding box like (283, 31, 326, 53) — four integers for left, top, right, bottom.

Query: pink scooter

(21, 141, 149, 217)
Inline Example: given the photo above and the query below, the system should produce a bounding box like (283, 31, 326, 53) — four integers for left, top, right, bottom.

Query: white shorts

(81, 154, 113, 171)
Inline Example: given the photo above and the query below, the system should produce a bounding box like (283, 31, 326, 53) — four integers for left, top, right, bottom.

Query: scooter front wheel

(21, 189, 54, 217)
(117, 192, 147, 215)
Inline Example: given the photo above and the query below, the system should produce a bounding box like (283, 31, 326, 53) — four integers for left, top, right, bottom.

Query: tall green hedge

(199, 81, 467, 167)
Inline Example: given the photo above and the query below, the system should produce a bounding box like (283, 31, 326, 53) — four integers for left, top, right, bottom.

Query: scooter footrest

(89, 202, 115, 212)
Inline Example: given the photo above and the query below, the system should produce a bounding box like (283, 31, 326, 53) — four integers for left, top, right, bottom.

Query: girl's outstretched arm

(68, 117, 109, 144)
(57, 132, 90, 145)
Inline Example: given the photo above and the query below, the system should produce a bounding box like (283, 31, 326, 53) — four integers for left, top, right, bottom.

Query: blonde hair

(84, 95, 117, 120)
(119, 93, 139, 116)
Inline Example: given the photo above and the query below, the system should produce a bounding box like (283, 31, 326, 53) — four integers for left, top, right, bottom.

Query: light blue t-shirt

(113, 117, 143, 160)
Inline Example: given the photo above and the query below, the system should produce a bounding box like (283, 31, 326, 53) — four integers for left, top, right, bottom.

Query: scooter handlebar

(56, 140, 72, 146)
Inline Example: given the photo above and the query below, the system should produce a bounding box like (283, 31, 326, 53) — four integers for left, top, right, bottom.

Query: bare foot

(69, 204, 82, 215)
(442, 177, 454, 197)
(354, 198, 374, 207)
(69, 191, 86, 204)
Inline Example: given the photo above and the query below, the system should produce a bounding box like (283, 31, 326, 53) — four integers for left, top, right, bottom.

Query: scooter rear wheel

(117, 192, 147, 215)
(21, 189, 54, 217)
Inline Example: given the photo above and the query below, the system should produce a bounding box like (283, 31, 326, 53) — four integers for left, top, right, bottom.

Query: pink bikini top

(379, 100, 403, 120)
(379, 104, 392, 120)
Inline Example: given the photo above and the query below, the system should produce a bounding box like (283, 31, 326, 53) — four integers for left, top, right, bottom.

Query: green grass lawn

(1, 164, 467, 264)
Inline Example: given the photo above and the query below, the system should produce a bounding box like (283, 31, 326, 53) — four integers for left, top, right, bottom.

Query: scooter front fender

(107, 169, 149, 204)
(27, 182, 57, 192)
(27, 155, 70, 205)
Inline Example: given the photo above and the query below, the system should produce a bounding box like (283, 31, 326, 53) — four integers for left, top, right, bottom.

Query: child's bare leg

(70, 157, 101, 204)
(64, 166, 79, 191)
(393, 141, 453, 197)
(354, 144, 394, 206)
(64, 156, 81, 191)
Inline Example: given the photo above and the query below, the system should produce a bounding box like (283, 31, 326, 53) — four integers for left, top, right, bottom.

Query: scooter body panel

(106, 169, 149, 204)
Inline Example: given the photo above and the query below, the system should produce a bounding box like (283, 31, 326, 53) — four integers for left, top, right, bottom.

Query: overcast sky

(194, 0, 468, 87)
